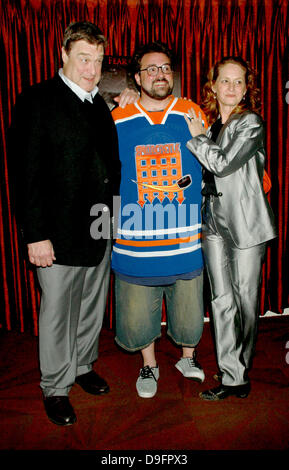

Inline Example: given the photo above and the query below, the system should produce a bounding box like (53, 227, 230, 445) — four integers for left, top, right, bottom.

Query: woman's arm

(186, 112, 264, 177)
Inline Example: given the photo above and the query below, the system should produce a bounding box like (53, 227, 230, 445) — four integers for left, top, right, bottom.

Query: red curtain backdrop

(0, 0, 288, 334)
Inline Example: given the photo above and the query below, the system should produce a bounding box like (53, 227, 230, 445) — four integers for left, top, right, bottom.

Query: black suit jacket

(9, 75, 120, 266)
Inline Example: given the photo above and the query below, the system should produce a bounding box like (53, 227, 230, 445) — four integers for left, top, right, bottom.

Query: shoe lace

(140, 365, 157, 381)
(188, 356, 200, 368)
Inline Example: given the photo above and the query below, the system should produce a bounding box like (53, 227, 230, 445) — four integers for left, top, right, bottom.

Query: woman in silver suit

(185, 56, 276, 401)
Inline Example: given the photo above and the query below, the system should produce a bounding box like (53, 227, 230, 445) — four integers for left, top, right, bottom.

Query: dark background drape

(0, 0, 288, 335)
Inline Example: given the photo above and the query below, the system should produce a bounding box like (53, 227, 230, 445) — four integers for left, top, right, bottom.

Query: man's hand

(114, 88, 139, 108)
(27, 240, 56, 267)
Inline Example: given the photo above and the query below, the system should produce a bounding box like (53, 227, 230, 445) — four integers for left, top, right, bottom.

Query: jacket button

(217, 192, 223, 196)
(104, 178, 109, 183)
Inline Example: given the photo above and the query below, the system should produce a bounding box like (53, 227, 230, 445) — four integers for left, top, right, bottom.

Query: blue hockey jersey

(111, 96, 205, 278)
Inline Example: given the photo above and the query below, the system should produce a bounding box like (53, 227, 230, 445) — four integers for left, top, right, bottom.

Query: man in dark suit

(10, 21, 124, 426)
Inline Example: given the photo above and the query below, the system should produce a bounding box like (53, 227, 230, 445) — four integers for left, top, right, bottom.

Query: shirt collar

(58, 68, 98, 103)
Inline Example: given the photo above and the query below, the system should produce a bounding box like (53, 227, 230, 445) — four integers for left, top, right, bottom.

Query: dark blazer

(187, 111, 276, 249)
(9, 75, 120, 266)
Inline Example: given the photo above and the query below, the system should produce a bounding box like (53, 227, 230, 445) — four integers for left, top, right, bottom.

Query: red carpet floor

(0, 316, 289, 461)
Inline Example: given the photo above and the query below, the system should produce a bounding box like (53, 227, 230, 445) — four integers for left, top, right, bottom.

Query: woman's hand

(184, 108, 206, 137)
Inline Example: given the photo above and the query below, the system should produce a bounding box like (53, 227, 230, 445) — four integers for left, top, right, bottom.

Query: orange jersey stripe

(173, 98, 208, 127)
(112, 96, 208, 127)
(112, 102, 141, 121)
(115, 232, 201, 247)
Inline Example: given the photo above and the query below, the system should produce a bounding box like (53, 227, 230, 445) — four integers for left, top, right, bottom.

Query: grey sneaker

(136, 365, 159, 398)
(175, 353, 205, 382)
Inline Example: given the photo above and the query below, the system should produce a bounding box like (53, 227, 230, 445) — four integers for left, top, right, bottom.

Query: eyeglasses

(139, 64, 173, 77)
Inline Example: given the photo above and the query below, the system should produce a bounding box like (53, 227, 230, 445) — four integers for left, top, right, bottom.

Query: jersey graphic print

(111, 97, 205, 278)
(134, 143, 191, 207)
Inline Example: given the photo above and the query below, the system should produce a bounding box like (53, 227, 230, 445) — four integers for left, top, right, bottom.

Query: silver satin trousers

(202, 197, 266, 386)
(36, 241, 111, 397)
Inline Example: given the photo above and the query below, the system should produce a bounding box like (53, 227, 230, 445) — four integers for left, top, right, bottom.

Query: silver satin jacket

(186, 111, 276, 249)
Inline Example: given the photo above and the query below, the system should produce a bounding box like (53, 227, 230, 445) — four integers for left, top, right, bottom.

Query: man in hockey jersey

(111, 42, 207, 398)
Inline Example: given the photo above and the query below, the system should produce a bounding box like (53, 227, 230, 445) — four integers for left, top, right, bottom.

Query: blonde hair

(201, 56, 261, 125)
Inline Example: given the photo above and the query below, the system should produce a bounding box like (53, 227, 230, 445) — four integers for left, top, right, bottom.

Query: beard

(142, 78, 173, 100)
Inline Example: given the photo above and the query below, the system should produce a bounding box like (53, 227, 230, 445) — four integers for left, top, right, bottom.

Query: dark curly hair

(201, 56, 261, 125)
(131, 41, 175, 75)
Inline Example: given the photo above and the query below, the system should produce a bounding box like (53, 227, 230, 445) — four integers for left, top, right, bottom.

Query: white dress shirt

(58, 68, 98, 103)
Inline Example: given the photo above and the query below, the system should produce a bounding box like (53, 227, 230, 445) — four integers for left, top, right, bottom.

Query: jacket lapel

(215, 113, 239, 144)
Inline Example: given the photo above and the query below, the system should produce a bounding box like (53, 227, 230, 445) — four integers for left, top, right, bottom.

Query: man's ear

(61, 47, 68, 65)
(134, 72, 141, 87)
